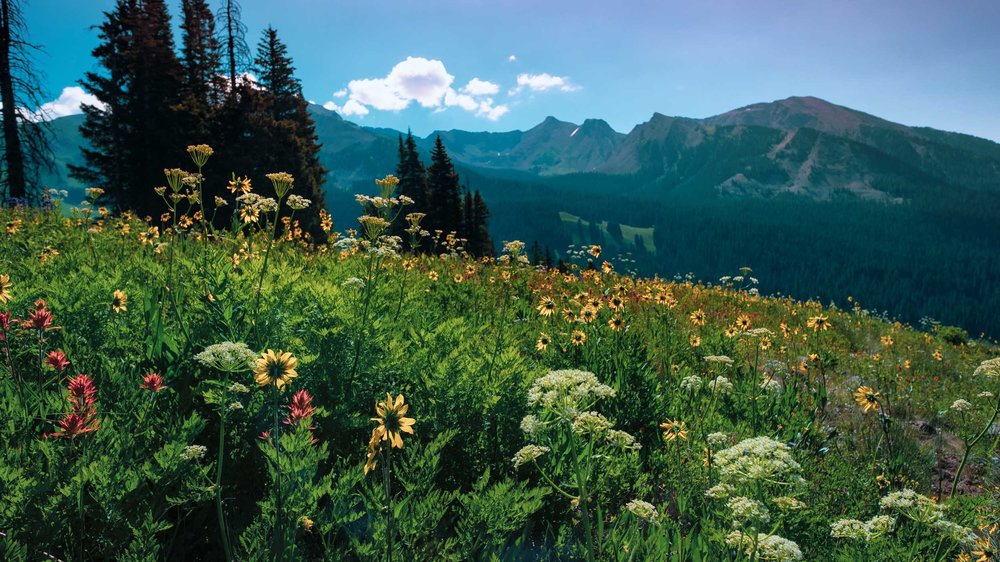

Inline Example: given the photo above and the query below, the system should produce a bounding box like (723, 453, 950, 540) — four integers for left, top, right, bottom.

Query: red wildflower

(23, 300, 59, 334)
(283, 390, 318, 444)
(49, 412, 100, 439)
(66, 374, 98, 410)
(140, 372, 166, 392)
(283, 390, 317, 426)
(0, 311, 11, 341)
(45, 350, 71, 372)
(49, 374, 100, 438)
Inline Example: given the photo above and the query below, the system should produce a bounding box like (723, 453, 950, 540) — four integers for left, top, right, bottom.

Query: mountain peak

(704, 95, 901, 136)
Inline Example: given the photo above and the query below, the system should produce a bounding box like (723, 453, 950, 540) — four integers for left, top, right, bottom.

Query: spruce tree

(72, 0, 131, 203)
(73, 0, 184, 216)
(471, 190, 494, 257)
(178, 0, 222, 139)
(461, 186, 473, 241)
(390, 131, 429, 241)
(426, 135, 462, 235)
(251, 27, 327, 237)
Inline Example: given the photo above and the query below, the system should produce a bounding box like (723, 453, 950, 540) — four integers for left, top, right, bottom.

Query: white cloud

(323, 99, 369, 117)
(444, 88, 479, 112)
(508, 55, 517, 62)
(324, 57, 509, 121)
(341, 99, 370, 117)
(461, 78, 500, 96)
(30, 86, 104, 121)
(509, 73, 579, 95)
(345, 56, 454, 112)
(481, 102, 509, 121)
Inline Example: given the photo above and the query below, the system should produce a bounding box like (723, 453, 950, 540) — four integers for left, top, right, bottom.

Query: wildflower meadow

(1, 148, 998, 561)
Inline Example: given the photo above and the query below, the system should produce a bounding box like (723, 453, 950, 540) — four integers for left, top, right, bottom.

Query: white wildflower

(950, 399, 972, 412)
(512, 444, 549, 468)
(727, 496, 771, 527)
(704, 355, 734, 366)
(286, 194, 311, 210)
(196, 342, 257, 373)
(772, 496, 807, 511)
(527, 369, 615, 415)
(520, 414, 542, 435)
(714, 436, 802, 486)
(705, 483, 735, 499)
(625, 499, 659, 524)
(572, 411, 613, 436)
(973, 357, 1000, 379)
(180, 445, 207, 461)
(707, 432, 730, 448)
(680, 374, 703, 392)
(708, 376, 734, 395)
(606, 429, 641, 451)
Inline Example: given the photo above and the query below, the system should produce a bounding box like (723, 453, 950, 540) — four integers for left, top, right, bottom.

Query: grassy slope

(0, 205, 997, 560)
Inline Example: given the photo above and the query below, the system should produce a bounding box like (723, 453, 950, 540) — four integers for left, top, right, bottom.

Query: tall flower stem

(252, 200, 284, 343)
(569, 430, 596, 562)
(216, 411, 234, 562)
(382, 445, 394, 562)
(271, 387, 284, 560)
(950, 394, 1000, 498)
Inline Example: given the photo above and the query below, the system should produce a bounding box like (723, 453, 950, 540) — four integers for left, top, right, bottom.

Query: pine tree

(177, 0, 221, 139)
(0, 0, 51, 204)
(73, 0, 184, 216)
(72, 0, 131, 202)
(426, 135, 462, 235)
(470, 190, 494, 257)
(461, 186, 473, 240)
(398, 131, 428, 210)
(390, 131, 429, 241)
(251, 27, 327, 237)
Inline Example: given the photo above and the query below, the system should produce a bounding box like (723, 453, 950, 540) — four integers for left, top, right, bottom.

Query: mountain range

(35, 96, 1000, 336)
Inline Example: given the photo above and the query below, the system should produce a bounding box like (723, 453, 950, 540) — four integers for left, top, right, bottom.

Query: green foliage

(0, 204, 997, 560)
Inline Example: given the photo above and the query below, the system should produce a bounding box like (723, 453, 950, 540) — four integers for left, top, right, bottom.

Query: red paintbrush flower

(48, 374, 100, 439)
(283, 390, 318, 444)
(140, 372, 166, 392)
(0, 311, 11, 341)
(22, 300, 59, 334)
(283, 390, 317, 426)
(45, 350, 70, 372)
(67, 374, 97, 410)
(48, 411, 100, 438)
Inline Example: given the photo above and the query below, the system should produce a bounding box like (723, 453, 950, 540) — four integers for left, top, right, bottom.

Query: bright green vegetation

(0, 188, 998, 560)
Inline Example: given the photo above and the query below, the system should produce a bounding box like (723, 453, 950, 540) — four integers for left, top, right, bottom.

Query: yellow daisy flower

(371, 393, 415, 449)
(254, 349, 299, 390)
(854, 385, 881, 414)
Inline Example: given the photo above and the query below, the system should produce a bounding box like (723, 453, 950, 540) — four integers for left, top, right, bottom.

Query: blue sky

(26, 0, 1000, 141)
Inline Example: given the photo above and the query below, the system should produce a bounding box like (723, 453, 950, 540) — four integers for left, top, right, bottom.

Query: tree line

(67, 0, 328, 235)
(393, 132, 494, 256)
(0, 0, 494, 252)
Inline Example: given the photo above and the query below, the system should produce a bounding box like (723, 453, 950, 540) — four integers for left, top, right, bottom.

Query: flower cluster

(195, 341, 257, 373)
(725, 531, 804, 561)
(512, 444, 550, 469)
(973, 357, 1000, 380)
(830, 515, 896, 542)
(625, 499, 659, 524)
(713, 436, 804, 486)
(526, 369, 616, 416)
(49, 374, 100, 438)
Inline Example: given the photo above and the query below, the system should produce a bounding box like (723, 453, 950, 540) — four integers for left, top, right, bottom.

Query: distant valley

(38, 96, 1000, 336)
